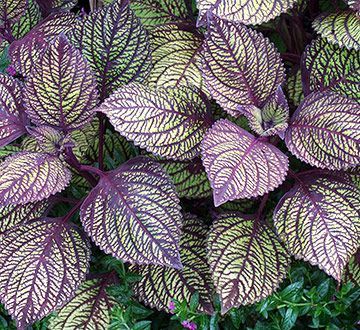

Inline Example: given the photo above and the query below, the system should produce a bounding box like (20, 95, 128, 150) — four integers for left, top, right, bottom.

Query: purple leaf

(36, 0, 76, 17)
(80, 156, 183, 268)
(0, 218, 91, 328)
(201, 17, 285, 117)
(0, 151, 72, 205)
(285, 91, 360, 170)
(343, 249, 360, 286)
(24, 35, 99, 131)
(0, 0, 27, 23)
(274, 172, 360, 281)
(201, 119, 289, 206)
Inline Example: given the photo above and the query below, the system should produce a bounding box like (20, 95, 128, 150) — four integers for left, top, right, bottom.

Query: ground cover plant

(0, 0, 359, 329)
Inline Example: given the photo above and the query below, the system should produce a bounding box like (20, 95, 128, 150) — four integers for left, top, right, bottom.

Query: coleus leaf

(36, 0, 77, 16)
(130, 0, 191, 28)
(273, 173, 360, 281)
(201, 17, 285, 117)
(343, 249, 360, 286)
(131, 214, 214, 314)
(346, 0, 360, 12)
(0, 151, 71, 205)
(240, 87, 289, 137)
(313, 10, 360, 51)
(0, 0, 27, 23)
(286, 70, 303, 106)
(24, 35, 99, 131)
(201, 119, 289, 206)
(80, 156, 183, 268)
(99, 83, 212, 161)
(148, 24, 208, 94)
(197, 0, 297, 26)
(301, 38, 360, 102)
(208, 212, 290, 313)
(68, 0, 151, 99)
(285, 92, 360, 170)
(0, 218, 91, 328)
(9, 12, 76, 77)
(0, 74, 27, 147)
(49, 276, 117, 330)
(0, 200, 48, 235)
(154, 156, 211, 199)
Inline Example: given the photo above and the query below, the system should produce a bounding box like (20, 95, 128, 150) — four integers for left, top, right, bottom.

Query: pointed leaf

(99, 83, 212, 161)
(80, 156, 183, 268)
(131, 214, 214, 314)
(197, 0, 297, 26)
(0, 151, 71, 205)
(49, 277, 117, 330)
(201, 17, 285, 117)
(130, 0, 190, 28)
(24, 35, 98, 130)
(0, 200, 48, 234)
(0, 0, 27, 23)
(302, 38, 360, 101)
(274, 173, 360, 281)
(148, 24, 208, 94)
(313, 10, 360, 51)
(285, 92, 360, 170)
(201, 119, 288, 206)
(0, 218, 91, 328)
(68, 0, 151, 98)
(208, 212, 290, 313)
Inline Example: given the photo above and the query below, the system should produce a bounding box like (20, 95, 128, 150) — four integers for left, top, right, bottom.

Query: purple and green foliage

(0, 0, 359, 328)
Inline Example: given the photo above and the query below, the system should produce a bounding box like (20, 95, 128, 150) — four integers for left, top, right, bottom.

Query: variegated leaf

(154, 156, 211, 199)
(0, 200, 48, 234)
(36, 0, 77, 16)
(241, 87, 289, 137)
(0, 218, 91, 329)
(208, 212, 290, 313)
(0, 0, 27, 23)
(197, 0, 297, 26)
(201, 119, 288, 206)
(9, 12, 76, 77)
(49, 276, 117, 330)
(346, 0, 360, 12)
(80, 156, 183, 268)
(131, 214, 214, 314)
(0, 74, 27, 147)
(201, 17, 285, 117)
(99, 83, 212, 161)
(68, 0, 151, 99)
(25, 35, 99, 130)
(343, 250, 360, 286)
(130, 0, 190, 28)
(0, 151, 71, 205)
(301, 38, 360, 102)
(274, 173, 360, 281)
(286, 70, 304, 106)
(285, 92, 360, 170)
(313, 10, 360, 51)
(148, 24, 207, 94)
(0, 144, 20, 160)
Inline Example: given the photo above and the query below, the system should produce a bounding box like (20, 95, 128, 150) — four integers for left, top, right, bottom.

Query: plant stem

(61, 198, 84, 223)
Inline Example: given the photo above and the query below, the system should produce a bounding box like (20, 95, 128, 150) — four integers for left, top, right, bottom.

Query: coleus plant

(0, 0, 359, 329)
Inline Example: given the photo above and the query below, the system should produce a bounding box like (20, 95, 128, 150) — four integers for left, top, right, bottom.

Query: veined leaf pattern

(99, 83, 212, 161)
(0, 74, 27, 147)
(131, 214, 214, 314)
(0, 200, 48, 235)
(286, 70, 304, 106)
(9, 12, 76, 77)
(80, 156, 183, 268)
(285, 92, 360, 170)
(197, 0, 297, 26)
(130, 0, 190, 28)
(25, 35, 98, 130)
(36, 0, 77, 16)
(68, 0, 151, 98)
(148, 24, 208, 94)
(343, 250, 360, 286)
(0, 151, 72, 205)
(0, 218, 91, 329)
(208, 212, 290, 313)
(313, 11, 360, 51)
(201, 119, 288, 206)
(49, 276, 117, 330)
(274, 174, 360, 281)
(302, 38, 360, 101)
(0, 0, 27, 23)
(201, 17, 285, 117)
